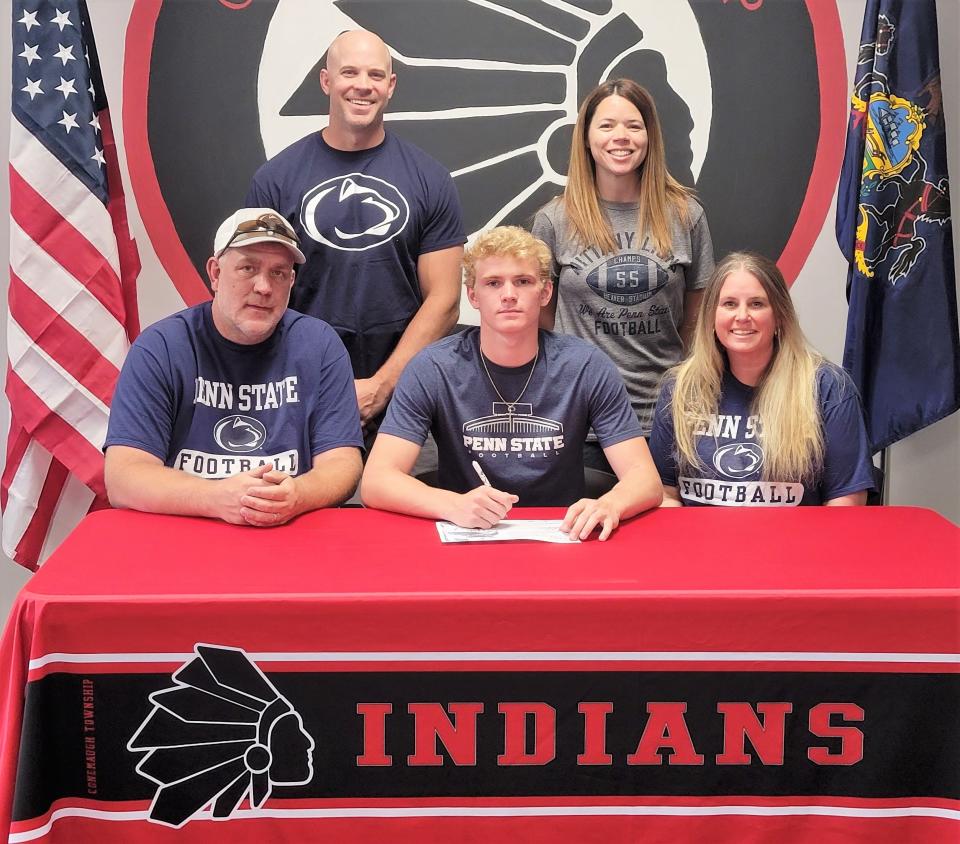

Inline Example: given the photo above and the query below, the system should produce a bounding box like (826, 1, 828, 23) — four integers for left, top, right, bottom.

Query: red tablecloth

(0, 506, 957, 842)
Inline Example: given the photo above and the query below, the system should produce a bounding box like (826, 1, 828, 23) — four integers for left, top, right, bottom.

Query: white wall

(2, 0, 958, 622)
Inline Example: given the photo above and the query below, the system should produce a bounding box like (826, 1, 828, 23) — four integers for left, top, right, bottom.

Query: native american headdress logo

(127, 644, 315, 828)
(128, 2, 843, 305)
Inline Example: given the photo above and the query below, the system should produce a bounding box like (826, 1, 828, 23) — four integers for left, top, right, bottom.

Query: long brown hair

(562, 78, 693, 257)
(668, 252, 826, 482)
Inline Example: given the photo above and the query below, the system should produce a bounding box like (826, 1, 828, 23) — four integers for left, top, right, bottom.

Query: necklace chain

(480, 346, 539, 412)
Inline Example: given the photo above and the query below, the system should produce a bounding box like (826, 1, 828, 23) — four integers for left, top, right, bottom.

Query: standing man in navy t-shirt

(245, 29, 466, 434)
(361, 227, 662, 541)
(104, 208, 364, 526)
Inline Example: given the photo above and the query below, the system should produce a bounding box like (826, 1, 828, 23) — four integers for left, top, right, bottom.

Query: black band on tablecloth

(14, 661, 959, 825)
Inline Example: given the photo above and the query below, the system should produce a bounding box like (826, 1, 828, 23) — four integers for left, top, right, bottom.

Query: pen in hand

(471, 460, 491, 487)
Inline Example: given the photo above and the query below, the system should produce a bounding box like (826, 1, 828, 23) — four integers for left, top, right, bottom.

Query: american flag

(4, 0, 140, 569)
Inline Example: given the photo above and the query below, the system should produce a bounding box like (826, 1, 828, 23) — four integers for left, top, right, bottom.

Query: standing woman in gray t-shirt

(532, 78, 714, 469)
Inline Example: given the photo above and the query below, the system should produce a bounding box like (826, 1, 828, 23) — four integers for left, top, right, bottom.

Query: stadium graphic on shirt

(127, 1, 845, 307)
(127, 644, 316, 829)
(463, 403, 565, 457)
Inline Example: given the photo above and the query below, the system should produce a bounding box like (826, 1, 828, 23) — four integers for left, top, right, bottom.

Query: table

(0, 506, 957, 843)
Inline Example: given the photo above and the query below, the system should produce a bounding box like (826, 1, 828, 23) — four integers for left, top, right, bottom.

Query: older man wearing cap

(104, 208, 363, 526)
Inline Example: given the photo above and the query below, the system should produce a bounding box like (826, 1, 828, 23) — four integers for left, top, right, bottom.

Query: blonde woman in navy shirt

(649, 252, 874, 507)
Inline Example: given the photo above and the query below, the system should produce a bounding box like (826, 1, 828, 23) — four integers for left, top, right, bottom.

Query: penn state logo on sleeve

(127, 644, 316, 828)
(300, 173, 410, 251)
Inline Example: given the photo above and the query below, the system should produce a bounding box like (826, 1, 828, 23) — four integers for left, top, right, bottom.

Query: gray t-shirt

(380, 328, 642, 506)
(532, 197, 714, 433)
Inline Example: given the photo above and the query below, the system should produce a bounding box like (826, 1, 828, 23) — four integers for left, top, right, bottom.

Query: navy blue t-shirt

(246, 131, 466, 378)
(649, 364, 874, 506)
(105, 303, 363, 479)
(380, 329, 643, 506)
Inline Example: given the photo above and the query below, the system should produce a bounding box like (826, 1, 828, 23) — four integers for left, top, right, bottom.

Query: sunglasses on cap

(216, 214, 298, 257)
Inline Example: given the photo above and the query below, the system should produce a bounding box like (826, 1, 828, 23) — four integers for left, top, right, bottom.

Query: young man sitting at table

(104, 208, 364, 526)
(361, 226, 662, 540)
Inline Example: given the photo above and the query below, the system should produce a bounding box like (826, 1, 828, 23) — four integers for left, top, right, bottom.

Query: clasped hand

(215, 464, 301, 527)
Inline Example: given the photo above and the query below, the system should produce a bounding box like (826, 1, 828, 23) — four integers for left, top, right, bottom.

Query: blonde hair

(668, 252, 825, 482)
(463, 226, 552, 288)
(562, 78, 693, 258)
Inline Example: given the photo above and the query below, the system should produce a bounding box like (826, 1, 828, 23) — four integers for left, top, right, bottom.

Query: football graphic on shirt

(586, 254, 670, 306)
(126, 0, 845, 306)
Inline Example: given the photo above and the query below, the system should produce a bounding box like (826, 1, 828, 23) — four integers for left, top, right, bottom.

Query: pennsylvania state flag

(836, 0, 959, 453)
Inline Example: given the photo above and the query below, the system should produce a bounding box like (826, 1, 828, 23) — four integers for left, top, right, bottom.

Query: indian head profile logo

(127, 644, 315, 828)
(125, 1, 846, 306)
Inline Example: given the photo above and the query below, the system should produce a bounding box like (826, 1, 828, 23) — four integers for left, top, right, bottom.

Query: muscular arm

(356, 245, 464, 423)
(561, 437, 663, 540)
(361, 433, 517, 528)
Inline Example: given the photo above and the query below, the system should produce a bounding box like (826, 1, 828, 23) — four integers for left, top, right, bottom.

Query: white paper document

(435, 520, 580, 544)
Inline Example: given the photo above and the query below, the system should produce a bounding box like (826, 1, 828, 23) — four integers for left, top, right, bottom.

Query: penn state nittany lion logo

(301, 173, 410, 251)
(712, 442, 764, 479)
(127, 644, 315, 829)
(586, 254, 670, 306)
(213, 415, 267, 453)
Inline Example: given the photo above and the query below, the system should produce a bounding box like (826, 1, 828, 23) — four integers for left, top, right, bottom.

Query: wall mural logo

(213, 415, 267, 452)
(127, 644, 315, 828)
(301, 173, 410, 251)
(124, 1, 845, 307)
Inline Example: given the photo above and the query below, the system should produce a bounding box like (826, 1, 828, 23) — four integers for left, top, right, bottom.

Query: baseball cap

(213, 208, 306, 264)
